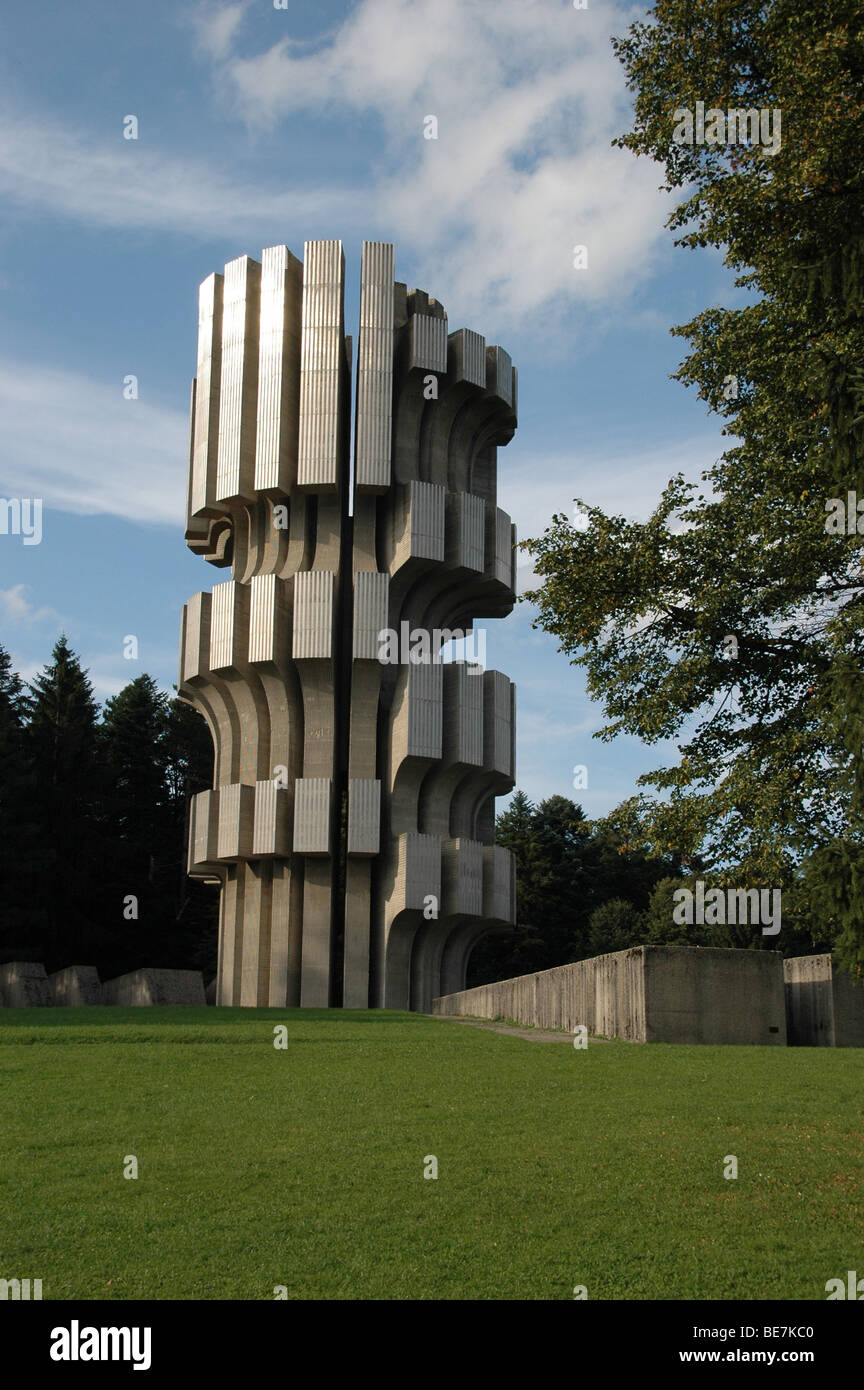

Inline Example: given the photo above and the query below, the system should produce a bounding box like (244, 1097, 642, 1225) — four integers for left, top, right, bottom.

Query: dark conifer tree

(0, 644, 41, 958)
(22, 636, 103, 967)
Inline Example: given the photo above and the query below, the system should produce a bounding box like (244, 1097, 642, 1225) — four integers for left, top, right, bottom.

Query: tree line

(0, 636, 835, 990)
(467, 791, 829, 988)
(0, 636, 217, 980)
(520, 0, 864, 979)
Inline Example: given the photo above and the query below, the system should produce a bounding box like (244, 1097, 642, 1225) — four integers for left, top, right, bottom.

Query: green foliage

(468, 792, 678, 984)
(0, 646, 40, 951)
(0, 640, 217, 980)
(522, 0, 864, 973)
(586, 898, 646, 957)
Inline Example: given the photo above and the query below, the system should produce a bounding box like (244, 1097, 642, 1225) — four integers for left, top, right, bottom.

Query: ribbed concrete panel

(297, 240, 345, 489)
(450, 492, 485, 571)
(347, 778, 381, 855)
(252, 778, 289, 856)
(190, 273, 223, 517)
(410, 481, 445, 560)
(181, 591, 211, 683)
(407, 662, 443, 759)
(255, 245, 302, 492)
(409, 314, 448, 373)
(217, 783, 255, 861)
(443, 838, 484, 916)
(248, 572, 276, 664)
(488, 506, 512, 587)
(353, 571, 390, 659)
(292, 570, 333, 659)
(511, 365, 518, 416)
(483, 844, 515, 922)
(486, 345, 513, 405)
(443, 664, 483, 765)
(188, 789, 219, 869)
(451, 328, 486, 387)
(483, 670, 514, 777)
(293, 777, 331, 854)
(210, 580, 239, 671)
(216, 256, 261, 502)
(355, 242, 394, 493)
(398, 833, 441, 911)
(239, 862, 263, 1007)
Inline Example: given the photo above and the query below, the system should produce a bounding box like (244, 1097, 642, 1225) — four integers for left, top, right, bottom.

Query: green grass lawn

(1, 1006, 862, 1300)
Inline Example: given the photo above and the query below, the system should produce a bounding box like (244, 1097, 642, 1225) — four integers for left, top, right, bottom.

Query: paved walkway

(427, 1015, 614, 1044)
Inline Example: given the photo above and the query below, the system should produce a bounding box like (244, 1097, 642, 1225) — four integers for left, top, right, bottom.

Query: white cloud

(0, 584, 59, 625)
(0, 0, 674, 330)
(0, 362, 188, 524)
(0, 110, 358, 242)
(214, 0, 673, 327)
(189, 0, 251, 61)
(518, 709, 599, 743)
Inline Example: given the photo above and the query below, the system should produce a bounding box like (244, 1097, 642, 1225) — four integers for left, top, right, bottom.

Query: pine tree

(23, 636, 103, 967)
(467, 792, 678, 985)
(0, 645, 40, 957)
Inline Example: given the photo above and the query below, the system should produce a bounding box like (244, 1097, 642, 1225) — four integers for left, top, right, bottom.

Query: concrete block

(784, 953, 864, 1046)
(0, 961, 51, 1007)
(101, 969, 206, 1006)
(49, 966, 102, 1006)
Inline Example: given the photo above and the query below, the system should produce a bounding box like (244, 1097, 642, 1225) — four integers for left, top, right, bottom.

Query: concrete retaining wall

(784, 954, 864, 1047)
(433, 946, 787, 1045)
(431, 948, 646, 1040)
(101, 968, 206, 1006)
(643, 947, 785, 1044)
(49, 966, 102, 1007)
(0, 961, 51, 1007)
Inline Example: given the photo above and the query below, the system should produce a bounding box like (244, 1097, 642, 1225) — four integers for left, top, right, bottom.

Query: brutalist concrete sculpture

(179, 242, 517, 1009)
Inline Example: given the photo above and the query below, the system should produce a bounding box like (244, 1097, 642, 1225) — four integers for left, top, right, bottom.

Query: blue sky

(0, 0, 739, 817)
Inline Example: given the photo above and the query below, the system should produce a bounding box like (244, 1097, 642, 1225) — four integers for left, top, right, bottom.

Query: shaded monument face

(179, 241, 518, 1010)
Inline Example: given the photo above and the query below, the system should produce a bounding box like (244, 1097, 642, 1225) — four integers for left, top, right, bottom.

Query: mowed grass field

(1, 1007, 862, 1300)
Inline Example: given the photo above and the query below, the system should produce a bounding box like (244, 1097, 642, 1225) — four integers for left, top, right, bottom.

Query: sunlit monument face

(179, 241, 517, 1010)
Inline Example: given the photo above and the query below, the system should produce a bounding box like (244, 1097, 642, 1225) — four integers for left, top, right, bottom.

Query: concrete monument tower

(179, 241, 517, 1009)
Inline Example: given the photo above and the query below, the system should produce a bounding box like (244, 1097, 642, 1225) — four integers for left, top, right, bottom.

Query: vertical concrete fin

(190, 272, 224, 517)
(355, 241, 395, 493)
(292, 570, 334, 659)
(297, 240, 345, 490)
(255, 245, 303, 493)
(216, 255, 261, 503)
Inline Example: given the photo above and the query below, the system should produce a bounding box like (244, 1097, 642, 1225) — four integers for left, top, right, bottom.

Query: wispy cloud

(188, 0, 251, 61)
(0, 109, 359, 242)
(0, 362, 187, 524)
(0, 584, 59, 625)
(207, 0, 673, 327)
(0, 0, 674, 329)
